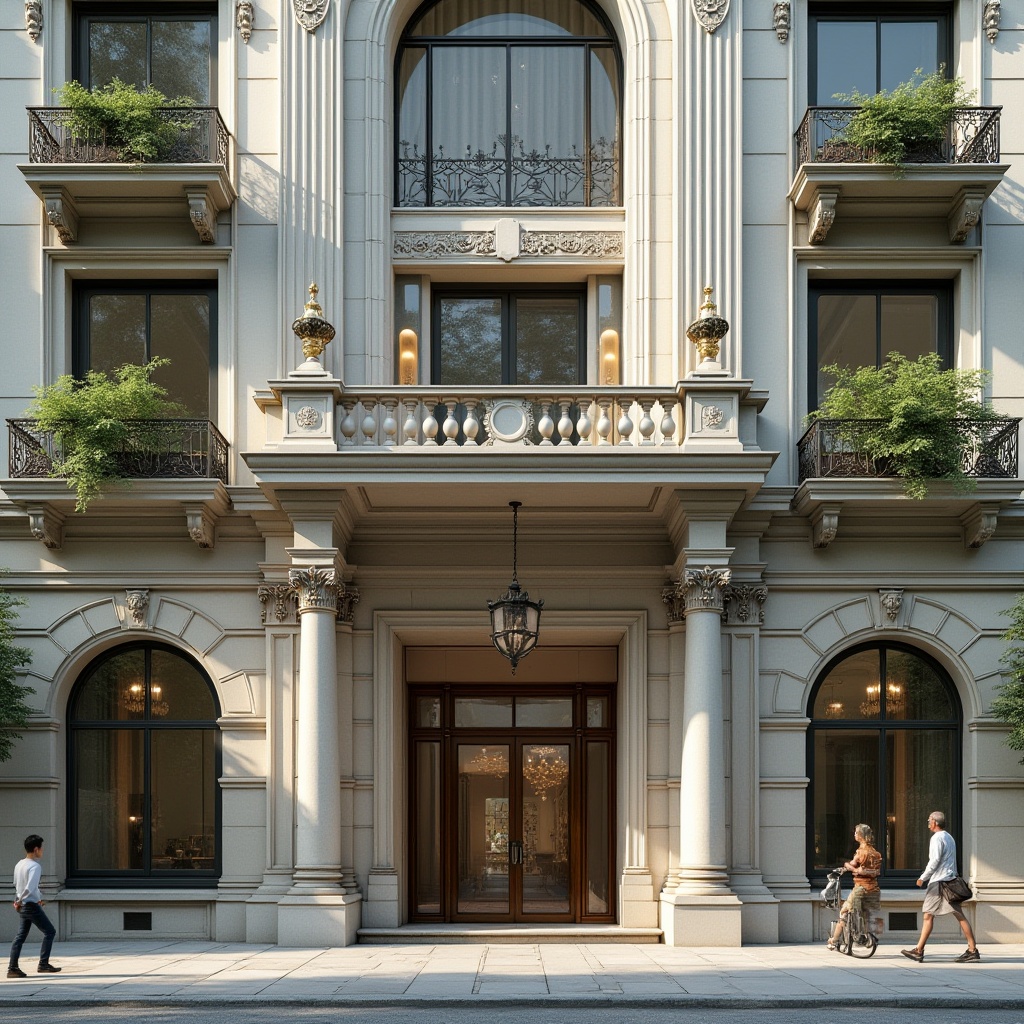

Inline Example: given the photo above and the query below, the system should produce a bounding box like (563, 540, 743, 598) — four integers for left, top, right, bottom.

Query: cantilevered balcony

(18, 107, 236, 244)
(789, 106, 1008, 245)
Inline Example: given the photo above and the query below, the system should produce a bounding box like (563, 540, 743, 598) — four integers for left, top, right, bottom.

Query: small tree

(28, 358, 189, 512)
(993, 595, 1024, 764)
(0, 578, 35, 764)
(809, 352, 997, 499)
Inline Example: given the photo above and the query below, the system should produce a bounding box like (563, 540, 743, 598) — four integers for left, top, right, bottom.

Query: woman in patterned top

(827, 823, 882, 951)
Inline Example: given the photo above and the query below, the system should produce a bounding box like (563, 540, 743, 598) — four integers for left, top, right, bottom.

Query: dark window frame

(808, 279, 954, 410)
(73, 2, 218, 104)
(805, 641, 962, 888)
(431, 284, 587, 386)
(72, 279, 218, 418)
(394, 0, 623, 207)
(808, 3, 952, 104)
(67, 642, 222, 888)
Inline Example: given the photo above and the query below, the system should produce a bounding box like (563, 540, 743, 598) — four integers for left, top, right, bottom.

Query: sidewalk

(4, 940, 1024, 1007)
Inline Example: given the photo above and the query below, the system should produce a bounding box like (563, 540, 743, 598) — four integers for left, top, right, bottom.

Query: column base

(362, 868, 400, 927)
(618, 867, 659, 927)
(660, 892, 743, 946)
(277, 892, 363, 947)
(731, 872, 780, 944)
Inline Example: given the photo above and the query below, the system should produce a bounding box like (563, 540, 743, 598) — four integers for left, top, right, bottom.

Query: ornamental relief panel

(393, 228, 624, 262)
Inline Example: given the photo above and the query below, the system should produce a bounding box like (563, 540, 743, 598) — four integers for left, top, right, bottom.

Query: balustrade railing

(8, 419, 229, 484)
(332, 389, 684, 449)
(797, 418, 1020, 482)
(794, 106, 1002, 167)
(27, 107, 231, 165)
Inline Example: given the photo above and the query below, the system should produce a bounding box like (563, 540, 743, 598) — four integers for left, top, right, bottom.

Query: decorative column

(660, 565, 743, 945)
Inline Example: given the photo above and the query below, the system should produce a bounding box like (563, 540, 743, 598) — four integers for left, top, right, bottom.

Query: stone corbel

(773, 1, 790, 42)
(185, 504, 217, 548)
(961, 504, 1000, 548)
(27, 506, 64, 549)
(25, 1, 42, 41)
(41, 187, 79, 244)
(984, 1, 1001, 44)
(949, 189, 986, 244)
(125, 589, 151, 629)
(878, 588, 904, 625)
(811, 503, 841, 548)
(808, 190, 839, 245)
(185, 188, 216, 244)
(236, 1, 254, 43)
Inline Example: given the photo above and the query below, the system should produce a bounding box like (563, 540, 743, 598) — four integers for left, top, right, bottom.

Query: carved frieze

(691, 0, 730, 34)
(393, 232, 496, 259)
(25, 1, 42, 42)
(293, 0, 329, 33)
(722, 583, 768, 625)
(393, 230, 623, 261)
(518, 231, 624, 258)
(773, 1, 790, 43)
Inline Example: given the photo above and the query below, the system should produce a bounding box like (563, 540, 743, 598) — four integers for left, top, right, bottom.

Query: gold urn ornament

(686, 286, 730, 365)
(291, 283, 336, 363)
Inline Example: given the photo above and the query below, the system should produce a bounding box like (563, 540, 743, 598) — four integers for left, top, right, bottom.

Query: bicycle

(821, 867, 878, 958)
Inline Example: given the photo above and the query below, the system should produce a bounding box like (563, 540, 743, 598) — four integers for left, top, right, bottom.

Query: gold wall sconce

(399, 328, 418, 385)
(600, 328, 620, 385)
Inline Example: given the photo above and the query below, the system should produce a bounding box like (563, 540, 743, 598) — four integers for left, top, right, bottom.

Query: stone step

(358, 924, 664, 944)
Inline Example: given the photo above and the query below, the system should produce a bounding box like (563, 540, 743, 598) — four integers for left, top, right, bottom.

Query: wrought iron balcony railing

(8, 419, 229, 484)
(27, 107, 230, 165)
(797, 418, 1020, 483)
(794, 107, 1002, 167)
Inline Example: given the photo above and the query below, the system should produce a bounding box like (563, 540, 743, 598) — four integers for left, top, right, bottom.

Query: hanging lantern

(488, 501, 543, 674)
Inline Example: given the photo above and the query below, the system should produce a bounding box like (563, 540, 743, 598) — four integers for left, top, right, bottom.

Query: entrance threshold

(357, 923, 663, 945)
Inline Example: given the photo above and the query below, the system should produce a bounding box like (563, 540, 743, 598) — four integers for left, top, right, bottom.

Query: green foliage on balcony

(0, 576, 34, 764)
(995, 595, 1024, 765)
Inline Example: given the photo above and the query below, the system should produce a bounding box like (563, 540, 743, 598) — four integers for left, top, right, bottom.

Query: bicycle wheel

(844, 924, 878, 959)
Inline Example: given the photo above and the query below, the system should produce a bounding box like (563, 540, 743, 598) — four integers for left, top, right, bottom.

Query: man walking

(901, 811, 980, 964)
(7, 834, 61, 978)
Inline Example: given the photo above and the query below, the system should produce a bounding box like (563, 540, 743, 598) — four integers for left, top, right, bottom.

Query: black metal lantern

(488, 501, 543, 674)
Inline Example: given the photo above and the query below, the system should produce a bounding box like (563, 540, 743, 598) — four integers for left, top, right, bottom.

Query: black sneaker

(955, 948, 980, 963)
(901, 948, 924, 963)
(6, 967, 27, 979)
(36, 963, 61, 974)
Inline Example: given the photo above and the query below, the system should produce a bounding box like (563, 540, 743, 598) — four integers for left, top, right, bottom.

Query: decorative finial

(686, 285, 730, 367)
(291, 282, 336, 365)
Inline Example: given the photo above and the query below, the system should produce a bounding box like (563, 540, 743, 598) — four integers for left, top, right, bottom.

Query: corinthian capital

(682, 565, 732, 614)
(289, 565, 338, 613)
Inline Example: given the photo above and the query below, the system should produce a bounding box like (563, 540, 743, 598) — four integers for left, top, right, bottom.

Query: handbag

(939, 875, 972, 903)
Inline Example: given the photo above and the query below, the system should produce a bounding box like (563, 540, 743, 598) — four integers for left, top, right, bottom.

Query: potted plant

(27, 358, 189, 512)
(993, 595, 1024, 765)
(809, 351, 998, 498)
(833, 68, 975, 175)
(0, 575, 34, 764)
(56, 78, 196, 162)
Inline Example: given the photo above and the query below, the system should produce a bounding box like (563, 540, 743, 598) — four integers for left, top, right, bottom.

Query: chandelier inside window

(464, 748, 509, 778)
(823, 681, 845, 719)
(522, 746, 568, 802)
(859, 681, 905, 717)
(123, 682, 168, 717)
(488, 501, 543, 674)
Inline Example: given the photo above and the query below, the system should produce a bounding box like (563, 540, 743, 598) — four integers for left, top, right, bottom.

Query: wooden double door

(409, 685, 615, 923)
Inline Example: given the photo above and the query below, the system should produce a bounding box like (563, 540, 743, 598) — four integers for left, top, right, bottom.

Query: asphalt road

(1, 1009, 1022, 1024)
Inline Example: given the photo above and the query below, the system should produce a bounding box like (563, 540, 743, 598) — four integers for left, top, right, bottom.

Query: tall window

(74, 4, 217, 104)
(809, 4, 951, 104)
(809, 281, 952, 408)
(807, 643, 961, 884)
(74, 282, 217, 418)
(68, 644, 220, 885)
(396, 0, 621, 207)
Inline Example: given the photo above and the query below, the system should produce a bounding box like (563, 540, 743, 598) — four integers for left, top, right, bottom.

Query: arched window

(807, 642, 961, 884)
(68, 644, 220, 885)
(396, 0, 621, 207)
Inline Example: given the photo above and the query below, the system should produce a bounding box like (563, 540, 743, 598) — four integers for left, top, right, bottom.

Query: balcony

(789, 107, 1008, 245)
(4, 418, 231, 549)
(18, 107, 236, 244)
(792, 417, 1022, 548)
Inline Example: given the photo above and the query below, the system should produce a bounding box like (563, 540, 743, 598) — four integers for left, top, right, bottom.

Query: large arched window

(807, 642, 961, 884)
(396, 0, 621, 207)
(68, 644, 220, 885)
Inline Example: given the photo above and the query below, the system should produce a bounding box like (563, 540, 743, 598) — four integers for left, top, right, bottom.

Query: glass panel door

(521, 743, 570, 915)
(457, 744, 511, 916)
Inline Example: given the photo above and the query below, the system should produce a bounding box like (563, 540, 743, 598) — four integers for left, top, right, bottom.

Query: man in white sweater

(7, 834, 60, 978)
(901, 811, 980, 964)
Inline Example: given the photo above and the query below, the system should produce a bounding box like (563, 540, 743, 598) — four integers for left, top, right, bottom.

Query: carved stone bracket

(41, 187, 79, 244)
(722, 583, 768, 625)
(682, 565, 732, 614)
(961, 504, 1000, 548)
(258, 584, 298, 624)
(293, 0, 329, 32)
(236, 1, 254, 43)
(773, 1, 790, 42)
(691, 0, 730, 34)
(185, 189, 216, 244)
(125, 589, 151, 629)
(811, 504, 841, 548)
(662, 584, 686, 624)
(949, 188, 986, 244)
(878, 588, 903, 624)
(984, 0, 1001, 44)
(185, 504, 217, 548)
(808, 190, 838, 245)
(393, 228, 624, 261)
(336, 583, 360, 625)
(25, 1, 42, 41)
(27, 506, 64, 549)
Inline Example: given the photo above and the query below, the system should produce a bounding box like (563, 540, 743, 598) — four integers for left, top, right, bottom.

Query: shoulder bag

(939, 875, 972, 903)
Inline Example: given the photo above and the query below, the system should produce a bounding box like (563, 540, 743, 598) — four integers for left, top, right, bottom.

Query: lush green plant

(56, 78, 195, 161)
(834, 68, 975, 174)
(27, 359, 189, 512)
(809, 352, 997, 499)
(0, 576, 35, 764)
(993, 595, 1024, 765)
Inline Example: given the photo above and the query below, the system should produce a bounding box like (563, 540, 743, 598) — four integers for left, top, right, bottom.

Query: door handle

(508, 840, 523, 865)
